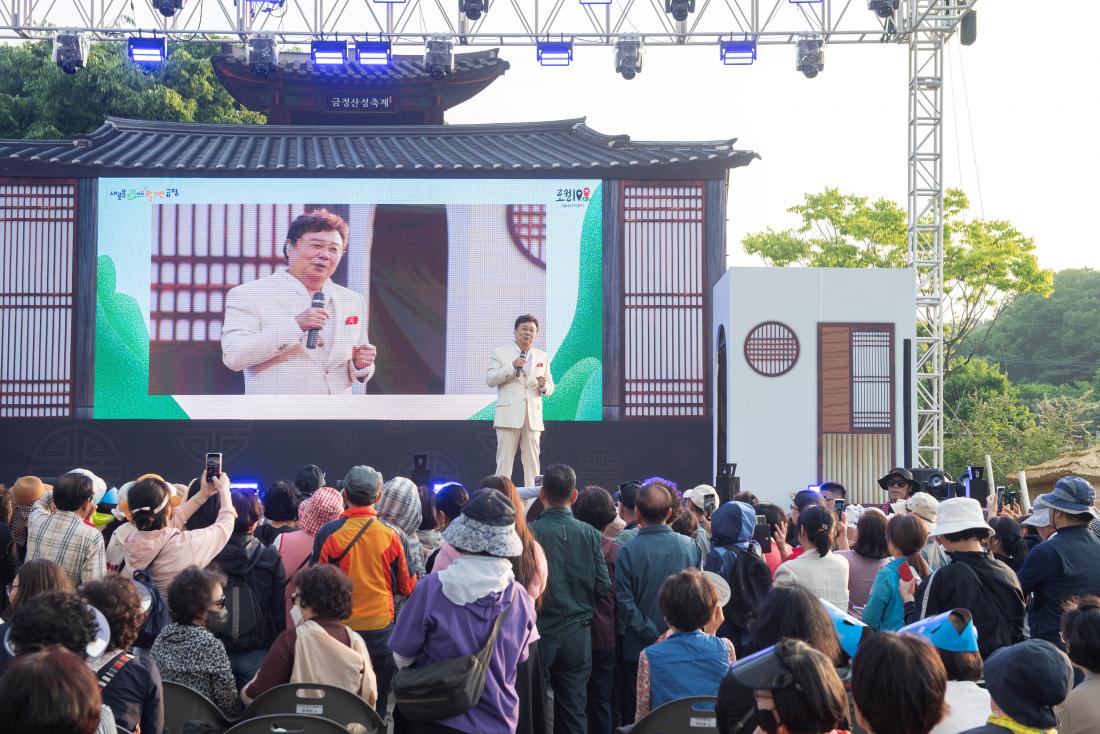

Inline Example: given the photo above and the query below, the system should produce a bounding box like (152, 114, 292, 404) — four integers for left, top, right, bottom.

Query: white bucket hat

(928, 497, 991, 538)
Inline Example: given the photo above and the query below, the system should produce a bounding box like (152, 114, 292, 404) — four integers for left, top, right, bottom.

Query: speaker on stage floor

(715, 463, 740, 503)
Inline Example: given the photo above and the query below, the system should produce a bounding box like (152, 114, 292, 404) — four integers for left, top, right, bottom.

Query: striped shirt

(26, 499, 106, 587)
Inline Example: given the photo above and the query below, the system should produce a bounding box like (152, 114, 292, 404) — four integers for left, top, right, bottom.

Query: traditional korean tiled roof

(0, 117, 758, 177)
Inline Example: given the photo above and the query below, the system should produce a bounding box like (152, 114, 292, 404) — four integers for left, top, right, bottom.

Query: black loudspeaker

(960, 466, 990, 508)
(960, 10, 977, 46)
(910, 467, 949, 500)
(411, 454, 431, 487)
(715, 463, 740, 503)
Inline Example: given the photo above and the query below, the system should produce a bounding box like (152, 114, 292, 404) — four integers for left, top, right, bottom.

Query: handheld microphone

(306, 292, 325, 350)
(515, 350, 527, 377)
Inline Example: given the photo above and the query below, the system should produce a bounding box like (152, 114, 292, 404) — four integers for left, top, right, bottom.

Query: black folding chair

(162, 681, 234, 734)
(241, 683, 384, 733)
(225, 714, 349, 734)
(616, 695, 719, 734)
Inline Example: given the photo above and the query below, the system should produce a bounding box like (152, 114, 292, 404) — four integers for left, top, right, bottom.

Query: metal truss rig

(0, 0, 975, 469)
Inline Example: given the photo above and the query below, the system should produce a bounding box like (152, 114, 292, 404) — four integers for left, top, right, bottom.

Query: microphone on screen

(306, 292, 325, 350)
(515, 351, 527, 377)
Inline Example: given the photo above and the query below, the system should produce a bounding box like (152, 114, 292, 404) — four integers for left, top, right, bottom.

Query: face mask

(207, 608, 229, 628)
(290, 603, 303, 627)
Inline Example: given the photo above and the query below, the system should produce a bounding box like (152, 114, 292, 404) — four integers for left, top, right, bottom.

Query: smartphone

(898, 561, 914, 583)
(205, 452, 223, 482)
(756, 514, 767, 526)
(996, 487, 1006, 513)
(752, 515, 772, 553)
(534, 475, 544, 488)
(834, 500, 846, 516)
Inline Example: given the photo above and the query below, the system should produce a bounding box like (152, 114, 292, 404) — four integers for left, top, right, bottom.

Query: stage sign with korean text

(325, 94, 397, 112)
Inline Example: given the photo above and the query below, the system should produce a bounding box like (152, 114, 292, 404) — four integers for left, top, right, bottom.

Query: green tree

(0, 41, 263, 139)
(966, 268, 1100, 385)
(742, 188, 1054, 373)
(944, 357, 1015, 423)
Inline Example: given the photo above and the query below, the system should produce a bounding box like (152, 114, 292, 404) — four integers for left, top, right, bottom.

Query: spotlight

(537, 40, 573, 67)
(461, 0, 487, 20)
(247, 33, 278, 77)
(615, 34, 643, 80)
(719, 39, 756, 66)
(910, 467, 949, 499)
(796, 37, 824, 78)
(868, 0, 898, 18)
(424, 35, 454, 80)
(128, 37, 167, 65)
(311, 39, 348, 65)
(356, 40, 392, 65)
(154, 0, 184, 17)
(664, 0, 694, 22)
(52, 31, 89, 75)
(412, 454, 431, 487)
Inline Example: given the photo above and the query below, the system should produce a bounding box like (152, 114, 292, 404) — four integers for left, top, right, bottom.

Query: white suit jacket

(486, 344, 555, 430)
(221, 269, 375, 395)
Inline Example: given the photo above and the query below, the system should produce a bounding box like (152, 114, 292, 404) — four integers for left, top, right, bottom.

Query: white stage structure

(714, 266, 917, 507)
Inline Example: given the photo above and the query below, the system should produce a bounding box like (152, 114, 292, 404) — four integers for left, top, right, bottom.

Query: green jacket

(530, 507, 612, 638)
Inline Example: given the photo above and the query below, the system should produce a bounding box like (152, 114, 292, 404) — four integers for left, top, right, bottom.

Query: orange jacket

(312, 506, 416, 631)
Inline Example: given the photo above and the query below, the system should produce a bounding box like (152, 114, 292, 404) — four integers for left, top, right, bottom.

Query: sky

(445, 0, 1100, 273)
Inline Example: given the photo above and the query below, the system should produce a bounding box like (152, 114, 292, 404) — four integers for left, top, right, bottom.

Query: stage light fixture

(356, 40, 392, 65)
(868, 0, 898, 18)
(154, 0, 184, 16)
(461, 0, 488, 21)
(424, 35, 454, 80)
(52, 31, 89, 75)
(796, 37, 824, 78)
(247, 34, 278, 77)
(664, 0, 694, 22)
(128, 37, 167, 65)
(615, 35, 643, 80)
(311, 39, 348, 65)
(719, 39, 756, 65)
(537, 40, 573, 67)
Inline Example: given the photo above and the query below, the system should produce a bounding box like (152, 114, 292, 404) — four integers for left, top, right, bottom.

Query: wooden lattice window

(851, 329, 892, 430)
(0, 181, 76, 417)
(621, 183, 706, 418)
(506, 204, 546, 268)
(744, 321, 800, 377)
(150, 203, 306, 342)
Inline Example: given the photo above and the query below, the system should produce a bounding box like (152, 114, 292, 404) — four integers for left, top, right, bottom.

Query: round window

(744, 321, 800, 377)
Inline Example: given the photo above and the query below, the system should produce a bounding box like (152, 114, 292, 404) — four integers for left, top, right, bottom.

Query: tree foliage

(742, 188, 1054, 372)
(966, 268, 1100, 385)
(0, 41, 264, 139)
(943, 357, 1015, 423)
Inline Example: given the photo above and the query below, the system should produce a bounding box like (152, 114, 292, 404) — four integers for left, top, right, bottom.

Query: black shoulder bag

(393, 588, 515, 721)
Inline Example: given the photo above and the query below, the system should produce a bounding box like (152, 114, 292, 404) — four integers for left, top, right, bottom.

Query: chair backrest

(240, 683, 384, 733)
(162, 681, 233, 734)
(628, 696, 719, 734)
(225, 714, 349, 734)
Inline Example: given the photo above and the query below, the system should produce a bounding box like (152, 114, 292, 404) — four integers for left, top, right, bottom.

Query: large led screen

(95, 178, 603, 420)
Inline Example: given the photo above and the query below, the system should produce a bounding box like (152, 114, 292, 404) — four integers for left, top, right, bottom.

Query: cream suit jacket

(486, 344, 555, 430)
(221, 269, 375, 395)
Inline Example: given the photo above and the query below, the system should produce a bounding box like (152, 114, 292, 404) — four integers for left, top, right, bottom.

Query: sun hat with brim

(1035, 476, 1099, 518)
(70, 468, 108, 505)
(891, 492, 939, 525)
(1022, 507, 1052, 528)
(443, 488, 523, 558)
(819, 598, 869, 660)
(3, 603, 111, 660)
(928, 497, 991, 537)
(984, 639, 1073, 729)
(703, 571, 732, 608)
(878, 467, 920, 493)
(729, 644, 798, 691)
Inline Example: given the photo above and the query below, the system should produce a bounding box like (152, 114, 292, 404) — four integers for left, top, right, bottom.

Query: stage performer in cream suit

(221, 209, 378, 395)
(488, 314, 556, 487)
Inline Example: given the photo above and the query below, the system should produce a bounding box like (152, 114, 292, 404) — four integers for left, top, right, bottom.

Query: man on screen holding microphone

(221, 209, 377, 394)
(488, 314, 555, 487)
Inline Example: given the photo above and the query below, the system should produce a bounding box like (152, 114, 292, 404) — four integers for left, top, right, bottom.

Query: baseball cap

(984, 640, 1073, 729)
(891, 492, 939, 525)
(702, 571, 731, 608)
(294, 465, 326, 497)
(344, 466, 383, 503)
(686, 485, 719, 511)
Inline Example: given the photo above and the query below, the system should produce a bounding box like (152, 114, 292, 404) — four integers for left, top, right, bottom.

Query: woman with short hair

(0, 647, 105, 734)
(852, 632, 947, 734)
(242, 564, 376, 707)
(1056, 595, 1100, 734)
(149, 566, 242, 719)
(836, 508, 890, 618)
(254, 481, 301, 546)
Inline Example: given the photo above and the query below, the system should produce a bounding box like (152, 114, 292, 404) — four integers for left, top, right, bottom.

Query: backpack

(131, 531, 176, 649)
(711, 545, 766, 638)
(210, 571, 268, 653)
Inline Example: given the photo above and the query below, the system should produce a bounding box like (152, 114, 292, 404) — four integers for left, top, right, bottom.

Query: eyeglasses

(210, 596, 227, 610)
(887, 479, 910, 488)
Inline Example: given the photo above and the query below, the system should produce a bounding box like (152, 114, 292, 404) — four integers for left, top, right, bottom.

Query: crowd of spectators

(0, 460, 1099, 734)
